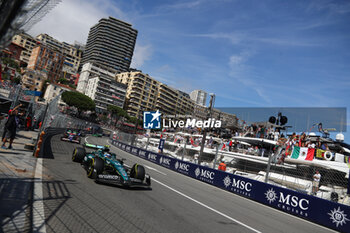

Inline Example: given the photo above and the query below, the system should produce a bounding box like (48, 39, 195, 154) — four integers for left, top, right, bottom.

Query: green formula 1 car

(72, 145, 151, 188)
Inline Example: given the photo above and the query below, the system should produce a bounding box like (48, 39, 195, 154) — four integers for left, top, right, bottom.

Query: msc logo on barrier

(138, 150, 147, 158)
(174, 161, 190, 175)
(223, 175, 252, 197)
(143, 110, 161, 129)
(195, 167, 215, 184)
(159, 156, 171, 168)
(264, 188, 310, 217)
(148, 152, 158, 162)
(328, 207, 349, 227)
(131, 148, 138, 155)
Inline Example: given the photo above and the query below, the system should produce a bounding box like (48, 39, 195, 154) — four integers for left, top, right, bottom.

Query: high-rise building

(36, 34, 83, 77)
(116, 71, 194, 119)
(27, 45, 65, 82)
(81, 17, 137, 72)
(190, 90, 207, 106)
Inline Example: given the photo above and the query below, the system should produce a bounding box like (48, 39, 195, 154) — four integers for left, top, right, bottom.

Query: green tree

(128, 116, 142, 125)
(1, 57, 20, 71)
(68, 84, 76, 89)
(107, 105, 127, 126)
(13, 76, 21, 84)
(62, 91, 95, 116)
(58, 78, 70, 85)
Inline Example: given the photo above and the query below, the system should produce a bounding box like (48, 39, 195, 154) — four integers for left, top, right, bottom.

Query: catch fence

(111, 130, 350, 206)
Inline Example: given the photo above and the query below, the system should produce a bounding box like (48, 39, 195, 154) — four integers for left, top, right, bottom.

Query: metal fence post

(181, 140, 187, 161)
(145, 136, 150, 150)
(212, 145, 219, 169)
(265, 153, 272, 183)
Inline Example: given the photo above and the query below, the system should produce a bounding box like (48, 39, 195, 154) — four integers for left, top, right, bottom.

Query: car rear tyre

(130, 164, 145, 180)
(72, 147, 86, 163)
(87, 157, 104, 179)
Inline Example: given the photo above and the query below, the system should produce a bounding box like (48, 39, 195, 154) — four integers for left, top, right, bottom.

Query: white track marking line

(152, 178, 261, 233)
(33, 158, 46, 233)
(144, 165, 167, 175)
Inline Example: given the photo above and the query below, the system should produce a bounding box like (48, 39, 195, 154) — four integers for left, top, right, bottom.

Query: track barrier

(111, 139, 350, 233)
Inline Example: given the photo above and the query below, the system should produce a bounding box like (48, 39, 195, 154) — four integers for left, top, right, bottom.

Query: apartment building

(44, 83, 76, 104)
(36, 34, 83, 76)
(190, 89, 207, 106)
(85, 75, 127, 113)
(116, 71, 195, 119)
(21, 69, 47, 92)
(27, 45, 65, 82)
(77, 62, 126, 113)
(1, 42, 24, 62)
(116, 71, 159, 118)
(157, 84, 194, 118)
(212, 108, 239, 128)
(193, 103, 208, 120)
(11, 33, 38, 64)
(81, 17, 137, 72)
(77, 62, 117, 93)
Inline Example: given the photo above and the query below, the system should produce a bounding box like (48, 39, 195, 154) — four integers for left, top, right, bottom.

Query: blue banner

(158, 139, 165, 153)
(110, 139, 350, 233)
(24, 90, 42, 96)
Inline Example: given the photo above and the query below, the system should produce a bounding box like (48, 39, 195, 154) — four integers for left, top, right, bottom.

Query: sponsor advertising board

(110, 139, 350, 233)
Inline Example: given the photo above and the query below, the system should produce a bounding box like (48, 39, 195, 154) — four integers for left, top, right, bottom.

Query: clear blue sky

(29, 0, 350, 141)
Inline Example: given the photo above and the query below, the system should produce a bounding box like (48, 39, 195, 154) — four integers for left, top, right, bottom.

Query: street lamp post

(132, 109, 142, 146)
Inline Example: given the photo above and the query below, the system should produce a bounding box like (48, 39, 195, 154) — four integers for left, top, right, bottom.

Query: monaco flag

(291, 146, 315, 161)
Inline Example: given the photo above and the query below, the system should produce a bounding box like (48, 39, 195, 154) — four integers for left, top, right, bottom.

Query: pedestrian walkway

(0, 130, 39, 233)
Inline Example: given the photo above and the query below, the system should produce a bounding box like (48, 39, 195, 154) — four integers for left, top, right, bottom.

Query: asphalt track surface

(41, 135, 338, 233)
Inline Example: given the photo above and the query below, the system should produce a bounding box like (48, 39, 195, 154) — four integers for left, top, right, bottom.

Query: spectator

(312, 170, 321, 195)
(218, 161, 227, 171)
(274, 128, 280, 141)
(2, 104, 22, 149)
(300, 133, 306, 147)
(25, 114, 32, 131)
(228, 139, 233, 151)
(268, 126, 274, 140)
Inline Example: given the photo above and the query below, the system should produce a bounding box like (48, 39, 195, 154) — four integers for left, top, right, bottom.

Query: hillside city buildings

(116, 71, 194, 119)
(36, 34, 84, 77)
(0, 16, 238, 128)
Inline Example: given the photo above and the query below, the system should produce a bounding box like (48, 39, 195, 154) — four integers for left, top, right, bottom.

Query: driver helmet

(104, 153, 111, 158)
(102, 145, 110, 152)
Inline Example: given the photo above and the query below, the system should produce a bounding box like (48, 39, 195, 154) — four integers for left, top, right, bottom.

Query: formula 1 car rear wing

(83, 143, 105, 150)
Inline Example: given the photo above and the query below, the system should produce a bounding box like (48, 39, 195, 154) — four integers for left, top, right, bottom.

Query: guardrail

(110, 139, 350, 233)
